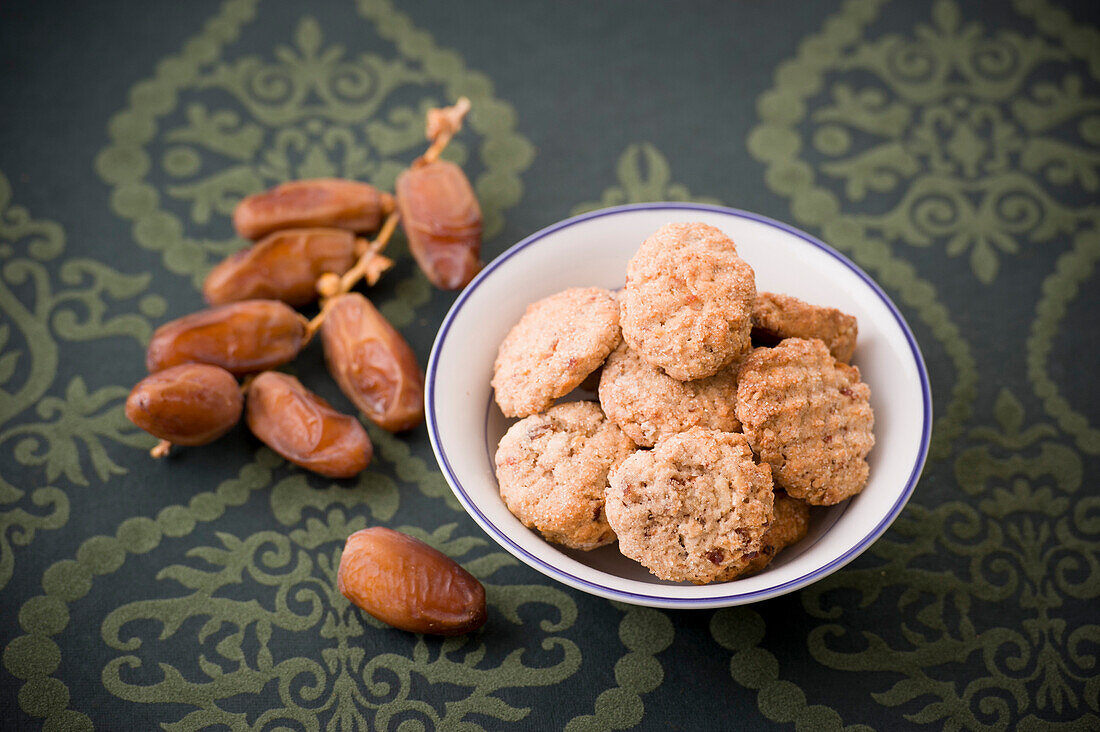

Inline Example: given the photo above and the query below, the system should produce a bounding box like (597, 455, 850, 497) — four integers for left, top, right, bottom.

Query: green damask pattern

(96, 0, 533, 311)
(750, 0, 1099, 728)
(3, 0, 1099, 728)
(801, 390, 1096, 729)
(5, 449, 587, 729)
(98, 512, 579, 729)
(1027, 228, 1100, 455)
(763, 0, 1099, 285)
(711, 608, 870, 732)
(0, 170, 160, 591)
(4, 452, 280, 730)
(366, 422, 461, 512)
(571, 143, 720, 216)
(564, 604, 673, 732)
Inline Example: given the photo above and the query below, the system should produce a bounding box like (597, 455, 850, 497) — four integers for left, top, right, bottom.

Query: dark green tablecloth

(1, 0, 1098, 729)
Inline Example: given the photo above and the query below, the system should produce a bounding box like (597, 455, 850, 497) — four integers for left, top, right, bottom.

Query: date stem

(306, 211, 400, 338)
(339, 212, 401, 293)
(419, 96, 471, 167)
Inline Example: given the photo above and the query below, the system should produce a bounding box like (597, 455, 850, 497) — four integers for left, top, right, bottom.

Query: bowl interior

(427, 204, 930, 607)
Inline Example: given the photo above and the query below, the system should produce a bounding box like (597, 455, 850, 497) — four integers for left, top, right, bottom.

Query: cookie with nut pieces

(598, 342, 741, 448)
(492, 287, 621, 418)
(752, 291, 858, 362)
(605, 428, 774, 584)
(495, 401, 635, 550)
(736, 337, 874, 505)
(620, 223, 756, 381)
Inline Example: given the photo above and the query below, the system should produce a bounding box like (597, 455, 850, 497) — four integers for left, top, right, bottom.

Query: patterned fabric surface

(1, 0, 1098, 729)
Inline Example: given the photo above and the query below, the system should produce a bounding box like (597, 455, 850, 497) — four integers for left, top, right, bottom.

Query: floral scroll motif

(802, 390, 1097, 729)
(572, 143, 720, 216)
(97, 4, 533, 293)
(750, 0, 1100, 727)
(798, 0, 1100, 284)
(0, 170, 160, 590)
(100, 511, 580, 730)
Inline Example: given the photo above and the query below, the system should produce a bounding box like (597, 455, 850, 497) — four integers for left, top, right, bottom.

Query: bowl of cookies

(426, 203, 931, 608)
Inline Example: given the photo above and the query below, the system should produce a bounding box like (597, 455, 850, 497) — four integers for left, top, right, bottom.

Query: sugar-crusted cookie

(752, 292, 858, 362)
(492, 288, 621, 418)
(723, 493, 810, 579)
(736, 338, 874, 505)
(620, 223, 756, 381)
(605, 428, 774, 584)
(598, 342, 741, 447)
(494, 401, 635, 550)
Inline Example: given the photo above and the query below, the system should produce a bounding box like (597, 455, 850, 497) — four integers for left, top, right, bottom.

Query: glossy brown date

(321, 293, 424, 432)
(246, 371, 372, 479)
(204, 228, 358, 307)
(338, 527, 487, 636)
(396, 160, 483, 290)
(125, 364, 242, 445)
(146, 300, 309, 376)
(234, 178, 394, 240)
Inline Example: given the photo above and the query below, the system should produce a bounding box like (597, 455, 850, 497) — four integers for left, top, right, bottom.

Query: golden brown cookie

(736, 338, 874, 505)
(605, 428, 774, 584)
(598, 342, 741, 447)
(720, 493, 810, 579)
(620, 223, 756, 381)
(492, 288, 621, 418)
(494, 401, 635, 550)
(752, 292, 858, 362)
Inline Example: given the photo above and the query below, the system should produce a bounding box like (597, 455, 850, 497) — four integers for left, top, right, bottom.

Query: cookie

(492, 288, 621, 418)
(736, 338, 874, 505)
(494, 401, 635, 550)
(598, 342, 741, 447)
(605, 428, 774, 584)
(620, 223, 756, 381)
(752, 291, 858, 362)
(723, 493, 810, 579)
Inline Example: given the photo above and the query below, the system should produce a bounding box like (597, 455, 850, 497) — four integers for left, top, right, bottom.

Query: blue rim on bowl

(426, 202, 932, 607)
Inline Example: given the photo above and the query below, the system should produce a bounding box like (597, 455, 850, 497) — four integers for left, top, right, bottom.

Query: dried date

(234, 178, 393, 240)
(146, 300, 309, 376)
(125, 364, 242, 445)
(338, 527, 487, 636)
(321, 293, 424, 431)
(396, 160, 482, 290)
(246, 371, 372, 479)
(204, 228, 359, 307)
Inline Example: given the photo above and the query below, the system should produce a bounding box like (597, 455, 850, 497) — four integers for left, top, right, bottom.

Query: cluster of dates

(126, 99, 482, 483)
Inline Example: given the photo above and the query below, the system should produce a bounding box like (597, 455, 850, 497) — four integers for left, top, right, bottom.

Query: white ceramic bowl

(427, 203, 931, 608)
